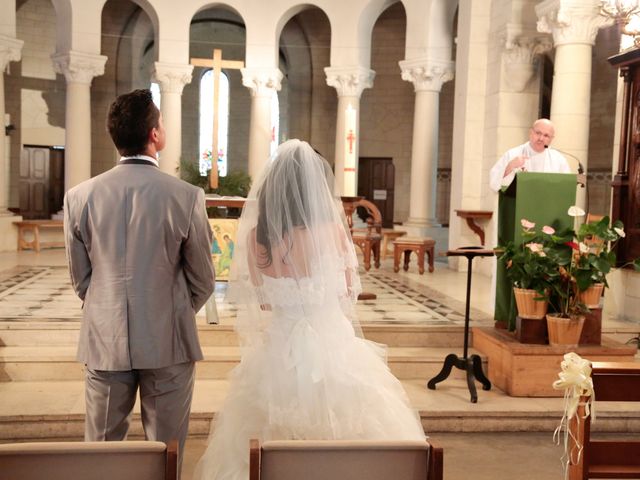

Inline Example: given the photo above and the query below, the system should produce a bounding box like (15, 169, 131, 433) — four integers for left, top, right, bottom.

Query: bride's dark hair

(255, 144, 329, 268)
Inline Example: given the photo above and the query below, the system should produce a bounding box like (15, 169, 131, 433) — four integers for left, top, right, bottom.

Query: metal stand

(427, 247, 493, 403)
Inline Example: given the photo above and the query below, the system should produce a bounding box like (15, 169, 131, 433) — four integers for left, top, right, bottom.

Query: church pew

(569, 362, 640, 479)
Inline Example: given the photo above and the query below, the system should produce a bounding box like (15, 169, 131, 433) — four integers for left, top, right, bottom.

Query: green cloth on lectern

(495, 172, 577, 330)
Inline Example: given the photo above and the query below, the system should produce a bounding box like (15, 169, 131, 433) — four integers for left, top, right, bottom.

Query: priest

(489, 118, 571, 193)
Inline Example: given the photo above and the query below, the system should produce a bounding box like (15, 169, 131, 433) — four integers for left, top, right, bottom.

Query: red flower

(564, 241, 579, 250)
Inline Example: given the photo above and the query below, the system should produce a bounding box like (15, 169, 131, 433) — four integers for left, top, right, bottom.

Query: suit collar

(119, 155, 159, 167)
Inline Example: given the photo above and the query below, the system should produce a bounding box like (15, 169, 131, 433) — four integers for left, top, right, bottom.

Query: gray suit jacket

(64, 161, 215, 370)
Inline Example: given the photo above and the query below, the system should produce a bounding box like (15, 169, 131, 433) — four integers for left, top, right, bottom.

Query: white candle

(344, 104, 357, 196)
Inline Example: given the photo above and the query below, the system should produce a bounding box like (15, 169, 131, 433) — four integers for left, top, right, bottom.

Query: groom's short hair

(107, 89, 160, 156)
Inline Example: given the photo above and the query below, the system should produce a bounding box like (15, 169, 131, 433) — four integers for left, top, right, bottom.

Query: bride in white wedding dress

(194, 140, 425, 480)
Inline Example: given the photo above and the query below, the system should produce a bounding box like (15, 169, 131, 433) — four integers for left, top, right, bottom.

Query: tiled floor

(0, 263, 493, 328)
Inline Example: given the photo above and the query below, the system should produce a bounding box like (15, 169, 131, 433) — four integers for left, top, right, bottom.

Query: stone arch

(277, 5, 332, 152)
(355, 0, 398, 66)
(275, 3, 331, 46)
(186, 4, 248, 174)
(360, 1, 411, 221)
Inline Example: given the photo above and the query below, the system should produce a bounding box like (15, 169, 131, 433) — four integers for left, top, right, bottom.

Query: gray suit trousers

(85, 362, 195, 474)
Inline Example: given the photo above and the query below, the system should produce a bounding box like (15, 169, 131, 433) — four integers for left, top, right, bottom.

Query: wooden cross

(190, 49, 244, 188)
(346, 130, 356, 154)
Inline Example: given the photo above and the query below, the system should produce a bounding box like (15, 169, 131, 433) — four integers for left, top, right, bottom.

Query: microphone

(544, 145, 584, 174)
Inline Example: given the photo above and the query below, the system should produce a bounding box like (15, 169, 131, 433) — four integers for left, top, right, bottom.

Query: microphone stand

(545, 145, 590, 215)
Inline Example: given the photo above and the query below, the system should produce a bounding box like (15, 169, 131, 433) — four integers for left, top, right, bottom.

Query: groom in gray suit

(64, 89, 215, 472)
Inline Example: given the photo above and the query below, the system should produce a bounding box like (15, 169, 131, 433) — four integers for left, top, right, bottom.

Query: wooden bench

(569, 361, 640, 479)
(0, 440, 178, 480)
(392, 237, 435, 274)
(381, 228, 407, 260)
(13, 220, 64, 252)
(250, 438, 443, 480)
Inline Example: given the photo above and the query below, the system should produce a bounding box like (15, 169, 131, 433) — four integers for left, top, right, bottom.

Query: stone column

(52, 51, 106, 191)
(324, 66, 375, 196)
(400, 57, 454, 232)
(241, 68, 283, 180)
(536, 0, 611, 210)
(0, 35, 23, 214)
(152, 62, 193, 177)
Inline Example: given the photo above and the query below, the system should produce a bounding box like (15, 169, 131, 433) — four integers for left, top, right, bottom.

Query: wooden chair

(0, 440, 178, 480)
(568, 362, 640, 479)
(250, 438, 443, 480)
(350, 199, 383, 271)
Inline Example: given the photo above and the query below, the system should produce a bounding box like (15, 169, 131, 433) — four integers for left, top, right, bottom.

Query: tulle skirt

(193, 311, 425, 480)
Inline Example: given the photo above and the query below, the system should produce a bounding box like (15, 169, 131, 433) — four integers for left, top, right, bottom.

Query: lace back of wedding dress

(227, 140, 363, 349)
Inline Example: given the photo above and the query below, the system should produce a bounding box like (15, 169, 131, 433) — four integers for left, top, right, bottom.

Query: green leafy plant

(179, 159, 252, 218)
(179, 159, 252, 196)
(497, 208, 640, 319)
(496, 219, 557, 298)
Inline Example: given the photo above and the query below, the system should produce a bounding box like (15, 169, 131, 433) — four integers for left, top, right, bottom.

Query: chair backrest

(352, 199, 383, 235)
(250, 439, 443, 480)
(0, 440, 177, 480)
(568, 362, 640, 480)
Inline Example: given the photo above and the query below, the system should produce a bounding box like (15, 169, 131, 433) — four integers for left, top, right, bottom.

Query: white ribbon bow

(552, 352, 595, 480)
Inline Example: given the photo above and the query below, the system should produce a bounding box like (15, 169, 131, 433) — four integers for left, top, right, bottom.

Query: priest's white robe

(489, 142, 571, 193)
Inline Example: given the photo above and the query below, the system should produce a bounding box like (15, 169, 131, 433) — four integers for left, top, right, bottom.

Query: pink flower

(526, 243, 546, 256)
(526, 242, 543, 253)
(521, 219, 535, 230)
(542, 226, 555, 235)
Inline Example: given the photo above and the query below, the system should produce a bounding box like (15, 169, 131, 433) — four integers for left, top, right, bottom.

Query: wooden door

(48, 148, 65, 215)
(357, 157, 394, 228)
(20, 147, 50, 219)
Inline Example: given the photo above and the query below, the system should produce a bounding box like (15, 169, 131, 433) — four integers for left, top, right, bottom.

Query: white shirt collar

(119, 154, 159, 166)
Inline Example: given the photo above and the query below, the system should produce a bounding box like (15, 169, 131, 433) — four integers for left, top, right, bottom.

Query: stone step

(0, 345, 485, 382)
(2, 379, 639, 441)
(0, 322, 473, 348)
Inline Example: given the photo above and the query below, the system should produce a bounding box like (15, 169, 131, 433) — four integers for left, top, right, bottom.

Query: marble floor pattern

(0, 264, 493, 328)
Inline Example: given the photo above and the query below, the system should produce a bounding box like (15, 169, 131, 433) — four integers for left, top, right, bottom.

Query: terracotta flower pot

(578, 283, 605, 308)
(546, 314, 585, 347)
(513, 288, 548, 319)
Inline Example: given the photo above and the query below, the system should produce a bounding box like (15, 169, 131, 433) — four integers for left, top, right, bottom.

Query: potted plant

(542, 207, 640, 346)
(573, 215, 629, 307)
(179, 159, 251, 218)
(496, 219, 555, 320)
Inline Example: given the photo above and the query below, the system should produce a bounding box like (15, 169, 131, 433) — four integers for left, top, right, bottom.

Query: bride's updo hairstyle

(255, 140, 334, 268)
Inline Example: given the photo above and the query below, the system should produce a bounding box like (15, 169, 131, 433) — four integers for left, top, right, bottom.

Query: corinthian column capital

(52, 51, 107, 85)
(500, 25, 553, 91)
(324, 66, 375, 97)
(152, 62, 194, 94)
(241, 67, 283, 97)
(399, 57, 454, 92)
(0, 35, 23, 72)
(536, 0, 613, 46)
